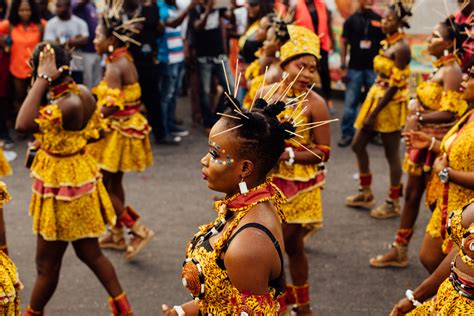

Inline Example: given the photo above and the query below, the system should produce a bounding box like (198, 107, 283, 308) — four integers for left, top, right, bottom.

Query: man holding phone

(338, 0, 384, 147)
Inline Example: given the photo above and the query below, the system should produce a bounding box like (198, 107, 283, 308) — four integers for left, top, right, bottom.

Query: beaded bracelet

(173, 305, 185, 316)
(428, 137, 436, 151)
(285, 147, 295, 166)
(38, 73, 52, 84)
(405, 289, 422, 307)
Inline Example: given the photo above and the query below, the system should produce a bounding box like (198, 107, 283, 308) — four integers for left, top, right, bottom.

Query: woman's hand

(403, 115, 420, 134)
(389, 297, 415, 316)
(161, 304, 178, 316)
(432, 154, 448, 174)
(402, 131, 431, 149)
(37, 44, 60, 80)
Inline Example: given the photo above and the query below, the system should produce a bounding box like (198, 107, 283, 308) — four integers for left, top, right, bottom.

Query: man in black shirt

(189, 0, 234, 130)
(123, 0, 164, 142)
(338, 0, 384, 147)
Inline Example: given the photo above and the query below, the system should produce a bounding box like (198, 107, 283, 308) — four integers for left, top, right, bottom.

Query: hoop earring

(444, 49, 449, 57)
(239, 178, 249, 194)
(108, 45, 114, 53)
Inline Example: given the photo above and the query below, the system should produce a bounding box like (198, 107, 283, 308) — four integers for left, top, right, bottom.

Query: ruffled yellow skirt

(354, 84, 408, 133)
(88, 112, 153, 173)
(282, 187, 322, 231)
(30, 151, 116, 241)
(407, 278, 474, 315)
(0, 251, 21, 316)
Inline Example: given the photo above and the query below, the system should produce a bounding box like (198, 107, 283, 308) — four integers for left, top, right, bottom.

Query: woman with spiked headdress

(389, 66, 474, 316)
(16, 42, 132, 316)
(370, 15, 471, 272)
(258, 25, 331, 315)
(345, 0, 412, 220)
(88, 0, 155, 261)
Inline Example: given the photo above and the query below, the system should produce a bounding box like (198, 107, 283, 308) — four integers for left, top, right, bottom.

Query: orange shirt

(0, 20, 46, 79)
(295, 0, 332, 52)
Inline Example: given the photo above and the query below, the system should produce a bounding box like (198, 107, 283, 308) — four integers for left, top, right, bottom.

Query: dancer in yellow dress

(89, 0, 154, 260)
(0, 182, 21, 316)
(17, 43, 131, 316)
(162, 96, 313, 315)
(260, 25, 331, 315)
(370, 16, 469, 270)
(345, 0, 412, 218)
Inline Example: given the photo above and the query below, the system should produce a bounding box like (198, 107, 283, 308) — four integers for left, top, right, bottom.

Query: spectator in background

(189, 0, 234, 133)
(236, 0, 273, 101)
(157, 0, 196, 144)
(337, 0, 384, 147)
(43, 0, 89, 83)
(123, 0, 164, 143)
(0, 0, 45, 145)
(294, 0, 335, 112)
(72, 0, 100, 88)
(36, 0, 54, 20)
(0, 0, 13, 148)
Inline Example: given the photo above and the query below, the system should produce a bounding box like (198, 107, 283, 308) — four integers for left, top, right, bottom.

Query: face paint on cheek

(209, 141, 235, 166)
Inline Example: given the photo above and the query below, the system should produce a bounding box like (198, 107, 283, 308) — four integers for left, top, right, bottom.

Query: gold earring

(108, 45, 114, 53)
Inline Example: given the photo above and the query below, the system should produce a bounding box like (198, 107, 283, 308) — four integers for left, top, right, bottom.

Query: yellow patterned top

(32, 104, 105, 187)
(93, 81, 141, 111)
(417, 81, 468, 116)
(272, 100, 325, 183)
(0, 182, 21, 316)
(280, 25, 320, 65)
(182, 181, 286, 314)
(447, 199, 474, 268)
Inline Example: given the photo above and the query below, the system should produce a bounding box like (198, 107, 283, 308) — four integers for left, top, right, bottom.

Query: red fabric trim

(360, 174, 372, 187)
(113, 104, 141, 117)
(119, 207, 140, 228)
(227, 183, 277, 209)
(389, 185, 403, 199)
(272, 175, 324, 199)
(32, 178, 95, 199)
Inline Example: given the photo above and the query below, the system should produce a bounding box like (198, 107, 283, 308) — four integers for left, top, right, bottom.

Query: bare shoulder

(306, 90, 330, 121)
(77, 84, 97, 113)
(461, 202, 474, 229)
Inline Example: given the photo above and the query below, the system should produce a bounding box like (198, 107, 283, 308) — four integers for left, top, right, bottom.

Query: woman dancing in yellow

(17, 43, 131, 316)
(0, 182, 21, 316)
(345, 1, 412, 218)
(260, 25, 331, 315)
(89, 1, 154, 260)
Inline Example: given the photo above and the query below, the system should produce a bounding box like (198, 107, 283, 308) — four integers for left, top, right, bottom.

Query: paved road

(5, 98, 431, 315)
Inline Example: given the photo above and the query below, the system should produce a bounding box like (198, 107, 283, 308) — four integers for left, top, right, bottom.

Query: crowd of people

(0, 0, 473, 314)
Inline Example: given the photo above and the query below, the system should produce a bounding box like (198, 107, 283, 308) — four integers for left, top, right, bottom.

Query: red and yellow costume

(426, 110, 474, 254)
(354, 32, 410, 133)
(181, 180, 286, 314)
(30, 99, 116, 241)
(89, 48, 153, 173)
(0, 183, 21, 316)
(409, 199, 474, 314)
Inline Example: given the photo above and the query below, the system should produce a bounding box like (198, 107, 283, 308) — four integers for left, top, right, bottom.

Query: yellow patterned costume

(272, 104, 328, 230)
(354, 33, 410, 133)
(89, 80, 153, 173)
(181, 181, 286, 314)
(425, 110, 474, 254)
(409, 200, 474, 315)
(0, 183, 21, 316)
(0, 149, 11, 178)
(30, 104, 116, 241)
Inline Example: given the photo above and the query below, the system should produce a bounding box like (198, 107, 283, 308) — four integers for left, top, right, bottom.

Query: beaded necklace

(49, 80, 80, 101)
(432, 53, 461, 70)
(106, 47, 133, 64)
(381, 32, 405, 50)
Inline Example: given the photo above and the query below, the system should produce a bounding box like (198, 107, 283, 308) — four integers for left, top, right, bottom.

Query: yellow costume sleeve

(388, 67, 410, 88)
(439, 90, 468, 117)
(0, 182, 11, 208)
(34, 105, 62, 133)
(84, 110, 108, 141)
(93, 82, 125, 111)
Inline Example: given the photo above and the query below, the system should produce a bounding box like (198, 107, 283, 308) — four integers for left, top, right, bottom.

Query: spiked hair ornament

(212, 61, 338, 160)
(390, 0, 414, 29)
(101, 0, 144, 46)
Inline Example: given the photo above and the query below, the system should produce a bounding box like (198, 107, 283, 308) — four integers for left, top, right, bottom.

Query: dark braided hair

(389, 1, 413, 29)
(221, 96, 296, 178)
(440, 16, 470, 57)
(30, 42, 72, 80)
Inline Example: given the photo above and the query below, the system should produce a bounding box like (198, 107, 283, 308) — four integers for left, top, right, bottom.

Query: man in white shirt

(43, 0, 89, 83)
